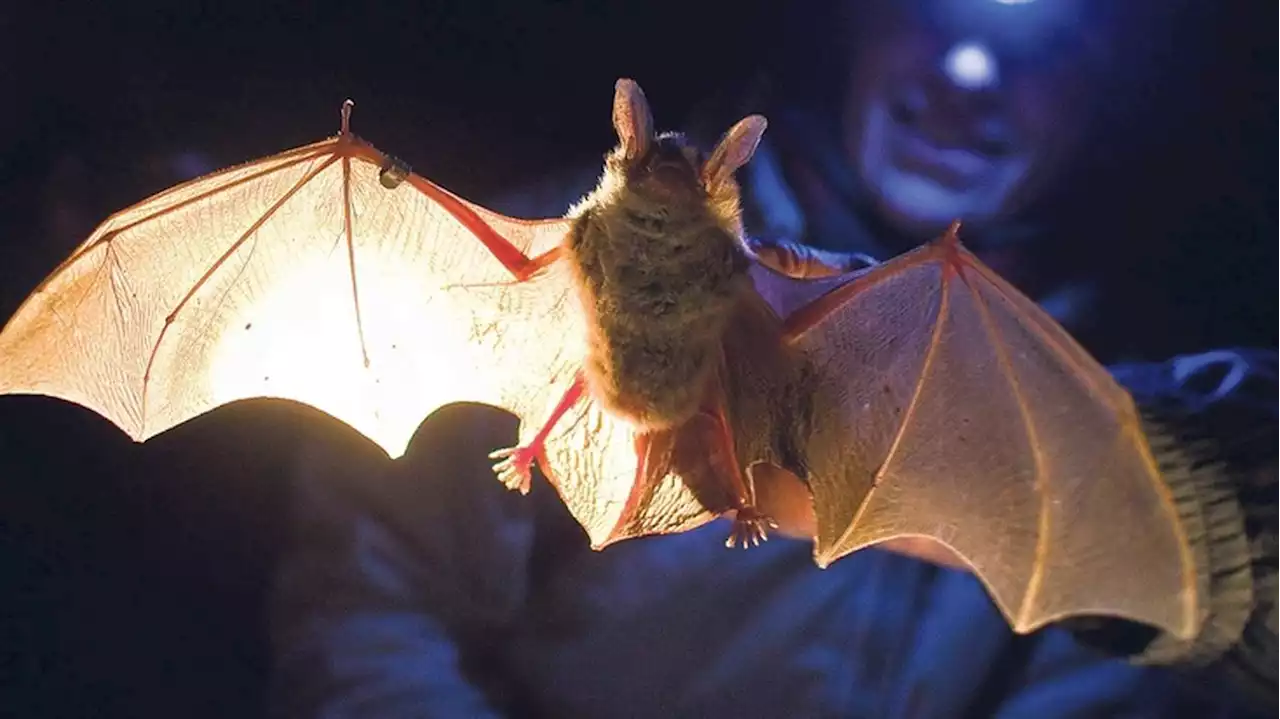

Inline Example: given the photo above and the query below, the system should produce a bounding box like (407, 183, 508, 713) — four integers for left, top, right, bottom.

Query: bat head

(610, 78, 768, 207)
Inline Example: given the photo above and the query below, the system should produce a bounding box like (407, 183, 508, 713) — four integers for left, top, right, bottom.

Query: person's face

(843, 0, 1103, 241)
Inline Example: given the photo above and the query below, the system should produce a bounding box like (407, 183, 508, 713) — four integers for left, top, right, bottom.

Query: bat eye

(379, 156, 411, 189)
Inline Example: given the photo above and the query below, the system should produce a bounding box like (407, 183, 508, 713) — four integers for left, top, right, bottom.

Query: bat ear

(612, 78, 654, 161)
(703, 114, 767, 189)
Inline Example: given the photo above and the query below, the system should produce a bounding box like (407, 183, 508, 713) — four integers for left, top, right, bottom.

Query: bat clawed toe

(724, 506, 777, 549)
(489, 445, 536, 495)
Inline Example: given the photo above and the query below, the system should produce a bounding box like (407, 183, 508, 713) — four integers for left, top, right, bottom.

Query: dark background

(0, 2, 1274, 717)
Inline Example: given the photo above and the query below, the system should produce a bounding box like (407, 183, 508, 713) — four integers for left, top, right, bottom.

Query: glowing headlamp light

(931, 0, 1092, 88)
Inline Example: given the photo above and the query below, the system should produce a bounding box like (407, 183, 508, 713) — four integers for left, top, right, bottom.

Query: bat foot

(724, 506, 778, 549)
(489, 445, 536, 495)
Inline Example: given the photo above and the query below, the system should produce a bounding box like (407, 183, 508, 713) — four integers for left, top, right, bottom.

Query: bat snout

(651, 160, 696, 185)
(636, 154, 700, 197)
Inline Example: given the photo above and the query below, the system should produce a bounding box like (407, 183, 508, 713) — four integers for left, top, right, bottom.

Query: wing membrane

(0, 134, 574, 457)
(0, 129, 727, 548)
(782, 236, 1198, 639)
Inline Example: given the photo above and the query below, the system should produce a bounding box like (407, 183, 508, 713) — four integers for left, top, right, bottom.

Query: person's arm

(988, 626, 1246, 718)
(1206, 458, 1278, 713)
(267, 408, 537, 719)
(1100, 348, 1278, 711)
(978, 350, 1277, 715)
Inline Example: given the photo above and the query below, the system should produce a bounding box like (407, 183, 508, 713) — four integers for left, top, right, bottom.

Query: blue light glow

(944, 41, 998, 89)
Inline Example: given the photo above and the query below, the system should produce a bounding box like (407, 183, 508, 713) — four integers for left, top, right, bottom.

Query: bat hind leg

(702, 404, 778, 549)
(727, 504, 776, 550)
(489, 371, 587, 495)
(605, 431, 677, 542)
(489, 446, 538, 495)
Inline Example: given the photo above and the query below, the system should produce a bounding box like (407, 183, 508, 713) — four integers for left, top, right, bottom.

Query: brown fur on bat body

(566, 82, 755, 432)
(492, 79, 814, 547)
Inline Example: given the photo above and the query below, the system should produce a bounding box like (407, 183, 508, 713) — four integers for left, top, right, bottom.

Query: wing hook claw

(340, 99, 355, 137)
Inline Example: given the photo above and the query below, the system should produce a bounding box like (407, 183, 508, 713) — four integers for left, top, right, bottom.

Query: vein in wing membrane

(790, 240, 1195, 637)
(0, 131, 720, 553)
(966, 269, 1191, 633)
(0, 139, 580, 459)
(0, 145, 339, 435)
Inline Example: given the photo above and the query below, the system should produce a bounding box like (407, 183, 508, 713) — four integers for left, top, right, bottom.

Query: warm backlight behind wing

(0, 129, 577, 459)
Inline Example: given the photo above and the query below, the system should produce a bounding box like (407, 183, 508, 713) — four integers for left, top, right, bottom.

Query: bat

(0, 78, 1239, 649)
(490, 79, 790, 549)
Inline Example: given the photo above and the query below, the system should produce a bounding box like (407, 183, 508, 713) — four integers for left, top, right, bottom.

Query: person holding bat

(263, 1, 1275, 717)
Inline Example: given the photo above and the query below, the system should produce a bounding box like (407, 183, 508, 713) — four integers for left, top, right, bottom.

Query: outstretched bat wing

(779, 230, 1200, 640)
(0, 121, 708, 545)
(0, 132, 570, 457)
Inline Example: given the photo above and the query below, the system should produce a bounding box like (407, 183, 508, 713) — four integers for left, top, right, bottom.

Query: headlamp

(924, 0, 1095, 87)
